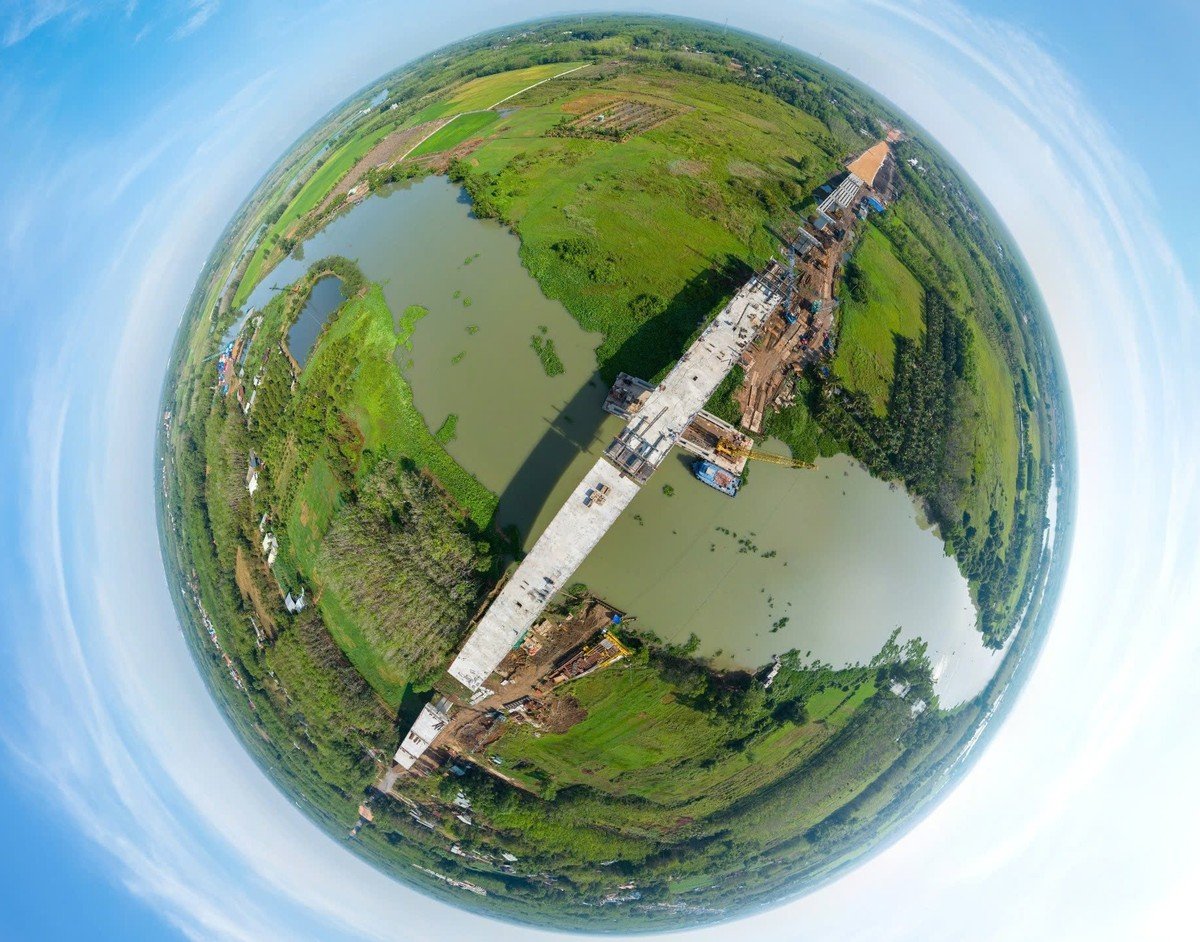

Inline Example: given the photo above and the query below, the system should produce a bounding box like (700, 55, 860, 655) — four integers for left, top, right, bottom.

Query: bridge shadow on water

(488, 254, 754, 549)
(489, 375, 609, 550)
(603, 253, 754, 384)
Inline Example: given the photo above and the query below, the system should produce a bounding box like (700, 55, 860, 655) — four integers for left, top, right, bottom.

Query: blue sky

(0, 786, 180, 939)
(1, 2, 1197, 940)
(969, 0, 1200, 257)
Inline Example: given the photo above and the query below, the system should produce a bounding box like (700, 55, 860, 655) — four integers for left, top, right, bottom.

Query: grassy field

(493, 657, 724, 794)
(235, 125, 394, 306)
(833, 225, 925, 414)
(287, 455, 339, 573)
(409, 110, 499, 158)
(237, 278, 498, 704)
(454, 62, 585, 109)
(437, 59, 1042, 640)
(416, 62, 586, 121)
(311, 285, 494, 525)
(289, 128, 392, 221)
(490, 653, 879, 817)
(458, 68, 833, 381)
(283, 452, 419, 705)
(965, 318, 1021, 539)
(313, 585, 412, 706)
(233, 64, 585, 309)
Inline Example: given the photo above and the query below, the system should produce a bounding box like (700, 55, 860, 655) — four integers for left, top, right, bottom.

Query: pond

(286, 275, 345, 367)
(243, 175, 997, 705)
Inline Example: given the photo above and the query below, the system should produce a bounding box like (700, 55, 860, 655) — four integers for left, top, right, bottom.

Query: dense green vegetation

(317, 460, 491, 691)
(529, 330, 565, 376)
(425, 33, 1051, 646)
(445, 75, 822, 384)
(159, 15, 1067, 930)
(816, 290, 1030, 640)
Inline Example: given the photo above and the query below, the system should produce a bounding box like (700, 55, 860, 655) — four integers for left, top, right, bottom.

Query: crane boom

(744, 450, 814, 469)
(714, 438, 813, 470)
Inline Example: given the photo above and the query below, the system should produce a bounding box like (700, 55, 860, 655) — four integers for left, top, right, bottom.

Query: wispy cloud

(2, 0, 78, 46)
(172, 0, 218, 40)
(0, 0, 206, 47)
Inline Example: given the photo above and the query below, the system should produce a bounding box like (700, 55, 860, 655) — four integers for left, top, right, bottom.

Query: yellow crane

(715, 438, 814, 470)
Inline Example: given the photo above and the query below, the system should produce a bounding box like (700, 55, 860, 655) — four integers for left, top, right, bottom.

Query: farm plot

(552, 98, 682, 141)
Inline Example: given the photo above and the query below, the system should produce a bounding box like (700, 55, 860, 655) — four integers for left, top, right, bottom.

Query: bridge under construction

(392, 141, 895, 774)
(394, 266, 784, 770)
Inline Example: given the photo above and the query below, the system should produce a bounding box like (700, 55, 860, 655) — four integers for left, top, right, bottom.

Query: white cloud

(0, 0, 152, 46)
(172, 0, 219, 40)
(0, 0, 222, 46)
(2, 0, 77, 46)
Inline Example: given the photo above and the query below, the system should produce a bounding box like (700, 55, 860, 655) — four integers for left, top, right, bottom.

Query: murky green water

(578, 453, 993, 694)
(251, 176, 999, 704)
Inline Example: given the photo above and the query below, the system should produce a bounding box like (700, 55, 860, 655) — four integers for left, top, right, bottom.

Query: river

(242, 175, 997, 704)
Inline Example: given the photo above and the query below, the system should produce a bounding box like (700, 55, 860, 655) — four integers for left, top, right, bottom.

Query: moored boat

(692, 459, 740, 496)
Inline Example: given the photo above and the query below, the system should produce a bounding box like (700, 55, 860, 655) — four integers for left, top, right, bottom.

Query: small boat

(692, 459, 740, 497)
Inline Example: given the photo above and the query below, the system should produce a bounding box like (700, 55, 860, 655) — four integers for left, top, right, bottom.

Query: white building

(284, 588, 306, 614)
(261, 532, 278, 567)
(394, 697, 452, 770)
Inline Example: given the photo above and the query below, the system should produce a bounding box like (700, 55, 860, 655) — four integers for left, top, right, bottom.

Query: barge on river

(692, 459, 741, 497)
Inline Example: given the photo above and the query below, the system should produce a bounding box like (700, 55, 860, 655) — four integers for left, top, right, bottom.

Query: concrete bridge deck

(394, 269, 781, 771)
(447, 460, 641, 693)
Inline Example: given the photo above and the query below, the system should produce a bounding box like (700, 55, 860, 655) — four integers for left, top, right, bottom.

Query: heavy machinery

(715, 438, 814, 470)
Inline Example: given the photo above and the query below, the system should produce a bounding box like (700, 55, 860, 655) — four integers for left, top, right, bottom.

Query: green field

(409, 110, 499, 158)
(291, 128, 391, 219)
(833, 225, 925, 413)
(235, 125, 394, 306)
(238, 277, 497, 705)
(232, 63, 585, 308)
(490, 652, 878, 816)
(441, 59, 1046, 640)
(456, 69, 832, 380)
(287, 455, 338, 572)
(405, 62, 587, 126)
(314, 584, 412, 706)
(442, 62, 585, 116)
(312, 286, 493, 524)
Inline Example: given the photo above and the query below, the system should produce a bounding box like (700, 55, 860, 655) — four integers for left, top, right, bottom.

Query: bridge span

(394, 266, 783, 770)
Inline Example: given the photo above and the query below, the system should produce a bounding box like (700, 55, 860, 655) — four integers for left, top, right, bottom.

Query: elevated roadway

(395, 267, 782, 771)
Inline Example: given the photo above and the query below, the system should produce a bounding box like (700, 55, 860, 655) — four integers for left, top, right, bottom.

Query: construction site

(381, 139, 897, 789)
(737, 139, 896, 433)
(378, 599, 629, 788)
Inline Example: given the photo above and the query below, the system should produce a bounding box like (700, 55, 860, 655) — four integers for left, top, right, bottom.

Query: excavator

(715, 437, 814, 470)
